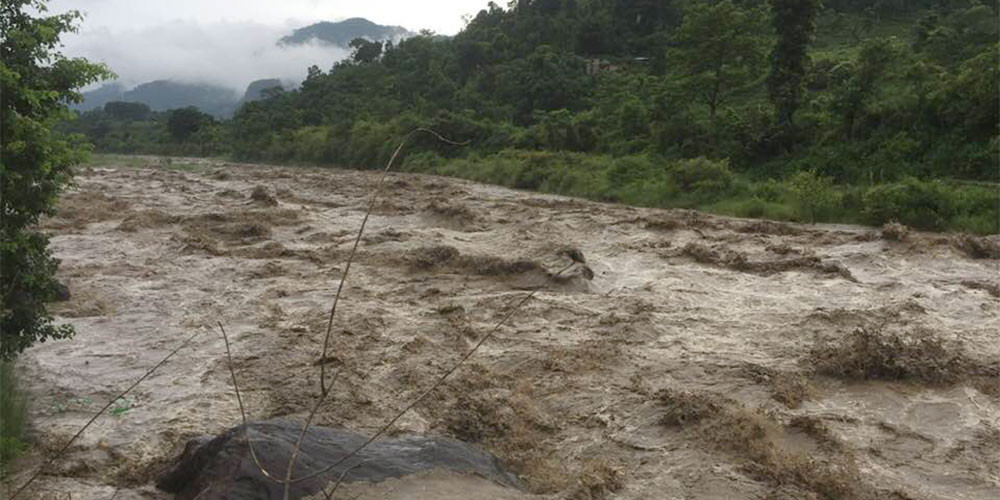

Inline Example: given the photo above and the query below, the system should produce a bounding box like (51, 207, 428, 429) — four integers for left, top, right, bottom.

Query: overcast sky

(48, 0, 490, 91)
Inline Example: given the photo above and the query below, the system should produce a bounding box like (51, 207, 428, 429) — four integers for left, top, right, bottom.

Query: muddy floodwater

(7, 157, 999, 499)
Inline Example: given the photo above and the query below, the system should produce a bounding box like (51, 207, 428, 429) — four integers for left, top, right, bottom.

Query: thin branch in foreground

(291, 261, 577, 485)
(281, 367, 341, 499)
(318, 128, 469, 395)
(10, 329, 203, 500)
(323, 460, 365, 500)
(214, 128, 467, 498)
(218, 322, 283, 484)
(291, 128, 467, 496)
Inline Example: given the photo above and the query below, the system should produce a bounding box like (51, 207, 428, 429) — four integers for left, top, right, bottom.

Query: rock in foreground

(157, 419, 521, 500)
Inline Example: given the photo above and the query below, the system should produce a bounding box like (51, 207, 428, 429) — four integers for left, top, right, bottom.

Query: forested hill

(279, 17, 414, 47)
(75, 80, 244, 117)
(66, 0, 1000, 234)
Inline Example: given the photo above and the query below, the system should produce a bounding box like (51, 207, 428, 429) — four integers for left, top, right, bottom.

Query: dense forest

(63, 0, 1000, 233)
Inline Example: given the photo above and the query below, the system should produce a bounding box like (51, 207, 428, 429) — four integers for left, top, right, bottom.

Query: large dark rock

(157, 419, 520, 500)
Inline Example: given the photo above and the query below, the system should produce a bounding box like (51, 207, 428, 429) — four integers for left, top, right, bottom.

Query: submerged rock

(157, 419, 520, 500)
(50, 281, 71, 302)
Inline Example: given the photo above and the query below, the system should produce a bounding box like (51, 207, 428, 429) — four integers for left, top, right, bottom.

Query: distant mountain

(77, 80, 241, 117)
(279, 17, 413, 48)
(241, 78, 284, 102)
(72, 17, 411, 117)
(77, 79, 292, 117)
(125, 80, 241, 117)
(72, 82, 126, 112)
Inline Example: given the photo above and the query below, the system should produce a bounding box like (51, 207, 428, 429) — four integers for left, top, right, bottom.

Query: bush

(288, 126, 330, 162)
(602, 155, 678, 205)
(786, 170, 839, 222)
(2, 1, 110, 358)
(861, 177, 955, 230)
(667, 157, 734, 199)
(707, 197, 797, 221)
(950, 213, 999, 236)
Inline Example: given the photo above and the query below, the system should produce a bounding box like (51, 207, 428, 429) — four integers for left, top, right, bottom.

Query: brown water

(6, 158, 998, 499)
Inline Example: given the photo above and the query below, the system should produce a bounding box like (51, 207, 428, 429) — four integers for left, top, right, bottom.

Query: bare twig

(10, 329, 203, 499)
(282, 368, 341, 498)
(289, 128, 467, 495)
(319, 128, 468, 395)
(215, 128, 469, 497)
(218, 322, 284, 483)
(323, 460, 365, 500)
(290, 261, 576, 484)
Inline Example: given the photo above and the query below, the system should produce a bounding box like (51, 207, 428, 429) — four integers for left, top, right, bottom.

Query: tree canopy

(60, 0, 1000, 235)
(1, 0, 113, 358)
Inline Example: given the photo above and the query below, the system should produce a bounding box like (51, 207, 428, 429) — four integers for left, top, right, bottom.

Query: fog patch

(62, 20, 349, 92)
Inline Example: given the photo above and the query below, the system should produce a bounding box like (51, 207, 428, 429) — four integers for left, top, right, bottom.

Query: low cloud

(62, 20, 350, 92)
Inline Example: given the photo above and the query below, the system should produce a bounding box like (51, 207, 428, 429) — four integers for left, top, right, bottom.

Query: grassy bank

(0, 361, 29, 474)
(403, 150, 999, 235)
(83, 151, 999, 235)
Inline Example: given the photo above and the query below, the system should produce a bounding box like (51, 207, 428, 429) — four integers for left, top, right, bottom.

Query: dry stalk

(322, 461, 365, 500)
(312, 260, 576, 493)
(317, 128, 467, 395)
(285, 128, 466, 500)
(9, 329, 203, 499)
(215, 128, 562, 498)
(218, 322, 284, 483)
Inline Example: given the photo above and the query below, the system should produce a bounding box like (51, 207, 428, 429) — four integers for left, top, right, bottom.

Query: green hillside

(65, 0, 1000, 233)
(278, 17, 414, 47)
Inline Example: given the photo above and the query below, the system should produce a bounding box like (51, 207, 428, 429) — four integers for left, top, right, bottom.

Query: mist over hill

(75, 80, 235, 117)
(242, 79, 285, 102)
(127, 80, 240, 116)
(73, 17, 410, 116)
(73, 82, 127, 111)
(279, 17, 414, 47)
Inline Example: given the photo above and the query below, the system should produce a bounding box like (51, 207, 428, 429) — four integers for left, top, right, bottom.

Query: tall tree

(166, 106, 211, 142)
(830, 37, 901, 139)
(104, 101, 150, 121)
(349, 38, 384, 64)
(1, 0, 113, 358)
(669, 0, 769, 121)
(766, 0, 820, 126)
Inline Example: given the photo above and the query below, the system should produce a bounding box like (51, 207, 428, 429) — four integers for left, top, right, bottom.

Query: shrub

(2, 1, 111, 358)
(602, 155, 678, 205)
(707, 197, 797, 221)
(401, 151, 445, 172)
(861, 177, 955, 230)
(951, 213, 999, 236)
(288, 126, 331, 162)
(748, 178, 785, 203)
(864, 131, 919, 183)
(668, 157, 734, 198)
(786, 170, 839, 223)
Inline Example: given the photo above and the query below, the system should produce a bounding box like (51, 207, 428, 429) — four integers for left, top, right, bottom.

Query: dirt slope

(6, 157, 999, 499)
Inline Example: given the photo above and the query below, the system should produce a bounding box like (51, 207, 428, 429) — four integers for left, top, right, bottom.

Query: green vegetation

(61, 103, 228, 156)
(2, 0, 112, 358)
(403, 149, 997, 233)
(62, 0, 999, 233)
(1, 0, 111, 465)
(0, 361, 29, 473)
(767, 0, 820, 127)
